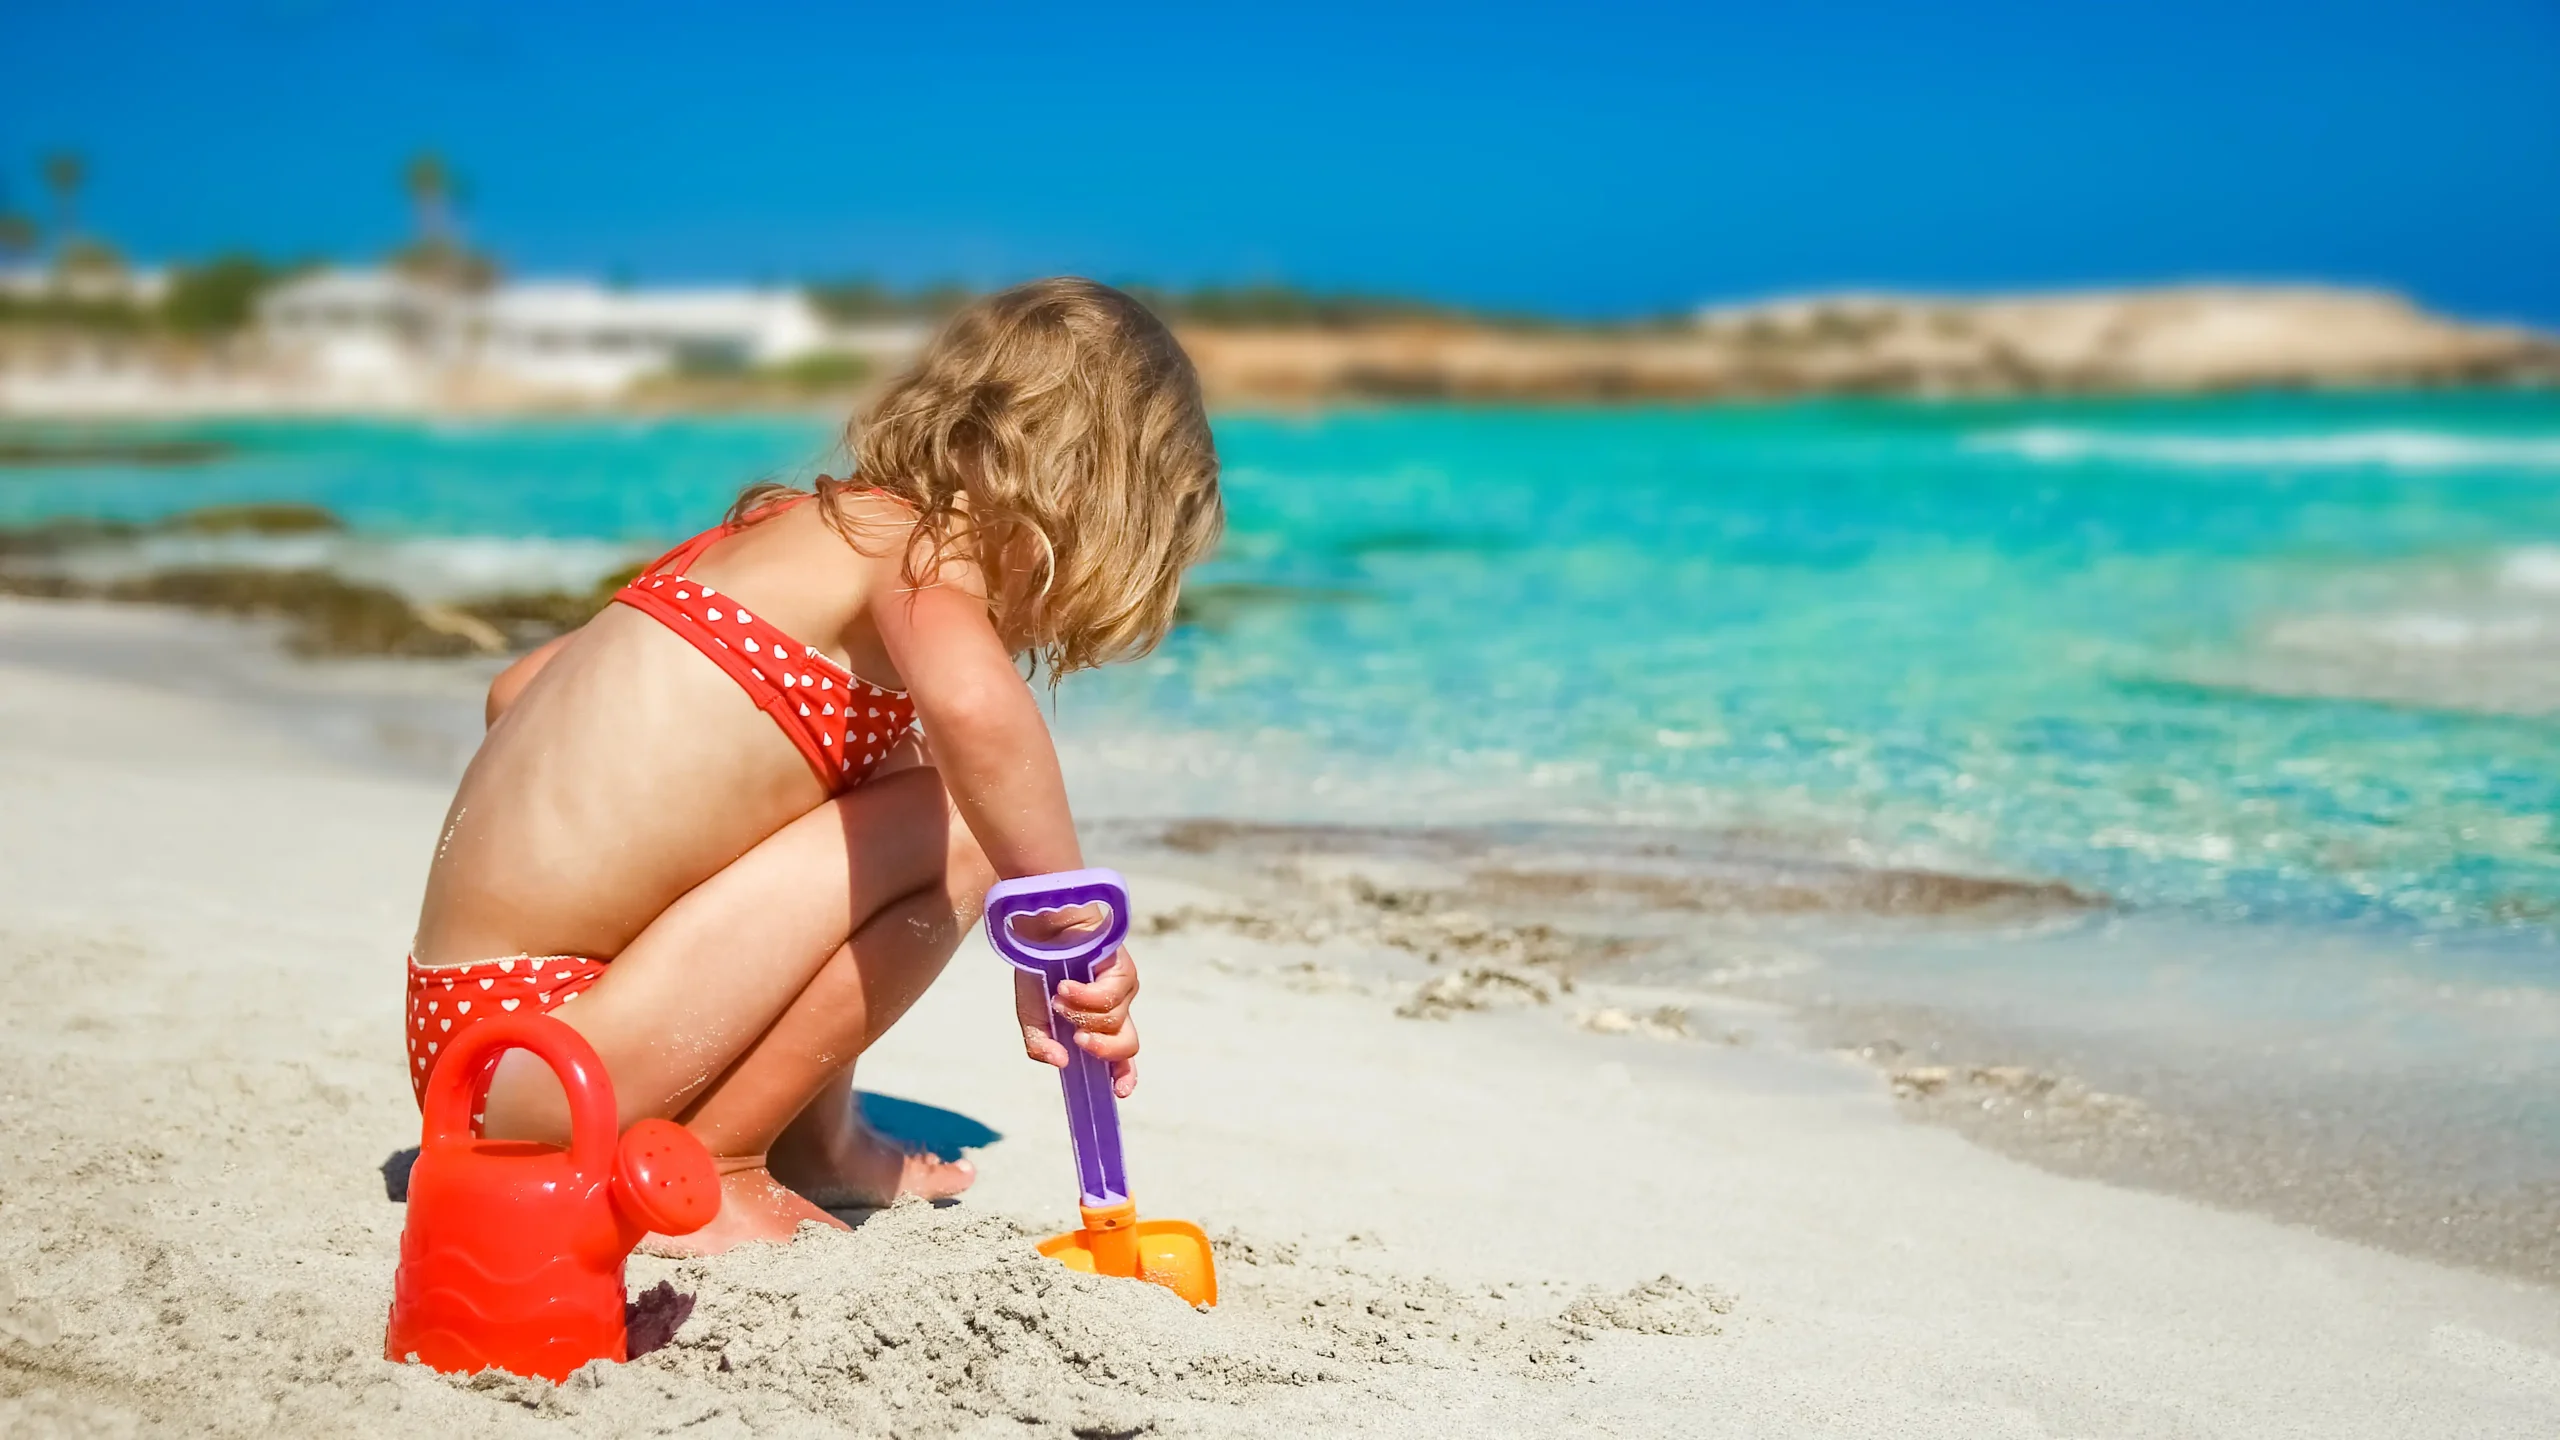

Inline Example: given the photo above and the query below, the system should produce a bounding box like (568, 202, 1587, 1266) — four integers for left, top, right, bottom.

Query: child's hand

(1014, 946, 1141, 1099)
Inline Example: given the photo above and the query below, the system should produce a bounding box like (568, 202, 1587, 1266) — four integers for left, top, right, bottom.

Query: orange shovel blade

(1037, 1218, 1218, 1307)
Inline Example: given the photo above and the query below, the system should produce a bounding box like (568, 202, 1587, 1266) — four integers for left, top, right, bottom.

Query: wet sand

(1097, 815, 2560, 1286)
(1, 596, 2556, 1437)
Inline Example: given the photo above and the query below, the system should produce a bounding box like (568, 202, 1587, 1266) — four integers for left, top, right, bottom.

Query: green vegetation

(805, 278, 973, 326)
(1126, 282, 1523, 330)
(637, 349, 872, 405)
(1134, 282, 1703, 334)
(810, 277, 1568, 332)
(807, 277, 1693, 335)
(0, 288, 152, 332)
(160, 255, 298, 334)
(0, 252, 307, 337)
(760, 352, 871, 390)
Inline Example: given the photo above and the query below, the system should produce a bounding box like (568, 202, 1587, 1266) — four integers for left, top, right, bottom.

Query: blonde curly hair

(736, 278, 1222, 677)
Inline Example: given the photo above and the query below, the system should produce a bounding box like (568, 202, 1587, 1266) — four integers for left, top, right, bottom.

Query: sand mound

(1, 1169, 1722, 1438)
(540, 1202, 1715, 1437)
(622, 1205, 1322, 1435)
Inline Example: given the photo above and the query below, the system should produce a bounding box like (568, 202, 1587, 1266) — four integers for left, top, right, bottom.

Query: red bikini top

(611, 501, 918, 793)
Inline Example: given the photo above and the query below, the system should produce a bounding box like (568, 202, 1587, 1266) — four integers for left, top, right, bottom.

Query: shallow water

(6, 393, 2557, 945)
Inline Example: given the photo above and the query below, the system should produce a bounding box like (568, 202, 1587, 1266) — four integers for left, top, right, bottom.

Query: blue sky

(6, 1, 2557, 322)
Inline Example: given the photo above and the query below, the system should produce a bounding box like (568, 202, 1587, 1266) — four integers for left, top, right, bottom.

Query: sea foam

(1967, 427, 2560, 470)
(66, 533, 648, 602)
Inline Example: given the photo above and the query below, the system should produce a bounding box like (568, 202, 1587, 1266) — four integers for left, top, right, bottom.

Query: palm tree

(403, 151, 454, 245)
(392, 151, 494, 292)
(0, 212, 36, 263)
(42, 150, 86, 246)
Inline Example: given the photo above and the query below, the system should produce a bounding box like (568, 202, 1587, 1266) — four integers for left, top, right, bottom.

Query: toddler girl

(406, 278, 1222, 1253)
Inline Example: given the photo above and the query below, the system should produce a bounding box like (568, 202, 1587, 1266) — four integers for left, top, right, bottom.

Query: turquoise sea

(8, 392, 2558, 954)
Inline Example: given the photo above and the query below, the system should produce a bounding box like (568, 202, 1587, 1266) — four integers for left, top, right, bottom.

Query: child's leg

(664, 803, 996, 1250)
(768, 1055, 979, 1213)
(481, 767, 984, 1217)
(716, 739, 990, 1211)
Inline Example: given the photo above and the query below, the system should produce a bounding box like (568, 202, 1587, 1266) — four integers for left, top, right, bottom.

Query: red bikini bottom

(405, 954, 609, 1109)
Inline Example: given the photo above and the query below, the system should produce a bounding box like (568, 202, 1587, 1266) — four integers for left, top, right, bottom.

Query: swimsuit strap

(635, 493, 815, 579)
(610, 488, 919, 794)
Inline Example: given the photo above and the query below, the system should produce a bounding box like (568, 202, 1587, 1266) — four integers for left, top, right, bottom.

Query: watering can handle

(420, 1013, 620, 1181)
(986, 868, 1132, 1208)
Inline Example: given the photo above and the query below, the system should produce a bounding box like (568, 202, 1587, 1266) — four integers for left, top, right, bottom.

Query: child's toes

(904, 1153, 975, 1201)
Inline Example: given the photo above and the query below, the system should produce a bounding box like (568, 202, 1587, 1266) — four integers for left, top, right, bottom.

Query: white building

(255, 270, 450, 399)
(256, 268, 927, 401)
(0, 264, 171, 305)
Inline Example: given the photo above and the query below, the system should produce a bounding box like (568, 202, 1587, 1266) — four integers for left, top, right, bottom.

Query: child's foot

(770, 1102, 977, 1208)
(639, 1165, 849, 1257)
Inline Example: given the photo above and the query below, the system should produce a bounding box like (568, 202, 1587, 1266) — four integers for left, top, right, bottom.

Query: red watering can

(385, 1012, 719, 1381)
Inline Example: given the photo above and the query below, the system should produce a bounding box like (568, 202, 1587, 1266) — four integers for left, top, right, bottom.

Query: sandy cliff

(1179, 286, 2560, 404)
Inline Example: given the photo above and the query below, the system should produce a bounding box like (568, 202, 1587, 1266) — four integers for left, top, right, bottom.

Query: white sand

(1, 597, 2555, 1437)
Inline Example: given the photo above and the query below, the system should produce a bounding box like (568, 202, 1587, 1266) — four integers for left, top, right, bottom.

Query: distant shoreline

(5, 283, 2555, 418)
(1178, 287, 2560, 406)
(2, 374, 2555, 428)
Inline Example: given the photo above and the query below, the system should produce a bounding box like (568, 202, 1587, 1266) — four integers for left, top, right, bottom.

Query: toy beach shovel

(987, 868, 1217, 1307)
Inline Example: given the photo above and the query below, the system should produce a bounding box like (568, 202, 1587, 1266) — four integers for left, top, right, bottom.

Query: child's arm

(870, 556, 1143, 1095)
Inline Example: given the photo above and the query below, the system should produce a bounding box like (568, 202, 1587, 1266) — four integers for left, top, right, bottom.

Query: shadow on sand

(856, 1091, 1003, 1163)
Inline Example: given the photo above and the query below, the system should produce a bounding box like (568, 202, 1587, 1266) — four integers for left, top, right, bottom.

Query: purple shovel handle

(985, 868, 1132, 1208)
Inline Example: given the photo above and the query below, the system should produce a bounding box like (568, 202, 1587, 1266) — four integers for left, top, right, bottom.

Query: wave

(1967, 427, 2560, 471)
(56, 533, 647, 601)
(2499, 546, 2560, 595)
(2265, 610, 2553, 655)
